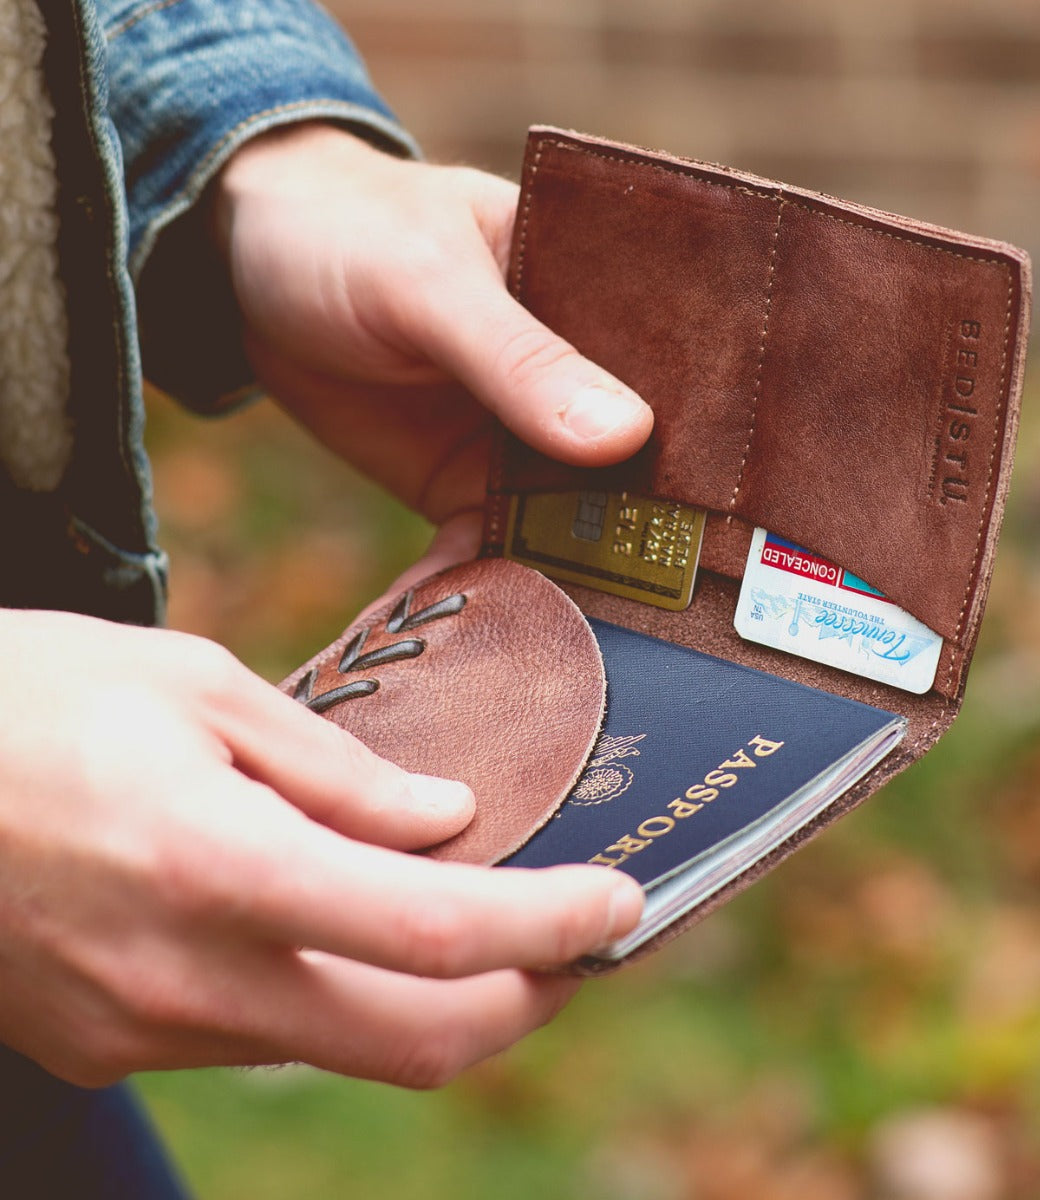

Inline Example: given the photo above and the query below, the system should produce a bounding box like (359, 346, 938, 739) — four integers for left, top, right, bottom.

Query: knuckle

(101, 956, 185, 1031)
(171, 632, 243, 696)
(393, 896, 470, 978)
(394, 234, 450, 292)
(51, 1051, 126, 1090)
(85, 1034, 140, 1085)
(150, 838, 221, 921)
(149, 803, 274, 926)
(536, 976, 581, 1031)
(47, 1019, 143, 1088)
(550, 894, 607, 964)
(327, 723, 379, 776)
(388, 1027, 469, 1091)
(494, 326, 573, 394)
(449, 164, 514, 213)
(445, 163, 489, 194)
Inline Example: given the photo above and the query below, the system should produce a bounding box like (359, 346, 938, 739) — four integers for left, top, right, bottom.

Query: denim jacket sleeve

(96, 0, 420, 408)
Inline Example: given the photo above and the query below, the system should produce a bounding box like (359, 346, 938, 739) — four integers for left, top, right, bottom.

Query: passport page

(504, 619, 906, 961)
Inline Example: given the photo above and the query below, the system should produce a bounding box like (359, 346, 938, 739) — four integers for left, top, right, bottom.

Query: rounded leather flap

(280, 558, 606, 865)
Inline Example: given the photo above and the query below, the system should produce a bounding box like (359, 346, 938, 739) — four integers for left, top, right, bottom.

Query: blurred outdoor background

(138, 1, 1040, 1196)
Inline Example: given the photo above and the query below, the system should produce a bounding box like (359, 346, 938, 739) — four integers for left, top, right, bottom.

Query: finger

(101, 936, 579, 1089)
(248, 345, 493, 522)
(198, 649, 474, 850)
(413, 509, 484, 574)
(197, 779, 644, 976)
(411, 253, 654, 466)
(276, 953, 583, 1087)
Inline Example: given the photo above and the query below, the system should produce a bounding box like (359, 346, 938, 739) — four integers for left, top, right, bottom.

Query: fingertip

(537, 863, 644, 949)
(603, 873, 645, 941)
(404, 773, 476, 839)
(555, 383, 654, 462)
(525, 970, 583, 1021)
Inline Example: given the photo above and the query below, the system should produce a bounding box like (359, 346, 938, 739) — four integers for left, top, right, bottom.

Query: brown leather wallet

(282, 128, 1031, 972)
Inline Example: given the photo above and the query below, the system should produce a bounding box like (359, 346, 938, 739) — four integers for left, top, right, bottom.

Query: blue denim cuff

(99, 0, 419, 407)
(102, 0, 419, 276)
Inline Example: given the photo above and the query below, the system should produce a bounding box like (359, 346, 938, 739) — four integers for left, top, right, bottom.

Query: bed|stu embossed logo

(929, 318, 982, 507)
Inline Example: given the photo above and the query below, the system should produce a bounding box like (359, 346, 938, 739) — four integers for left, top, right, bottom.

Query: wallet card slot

(731, 196, 1023, 649)
(493, 129, 1029, 655)
(552, 566, 963, 717)
(500, 133, 784, 514)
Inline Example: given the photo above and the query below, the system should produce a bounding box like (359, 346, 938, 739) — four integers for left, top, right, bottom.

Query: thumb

(212, 654, 476, 851)
(415, 255, 654, 467)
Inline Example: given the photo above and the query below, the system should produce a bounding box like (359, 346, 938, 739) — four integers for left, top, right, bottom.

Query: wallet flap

(280, 558, 607, 865)
(488, 128, 1031, 663)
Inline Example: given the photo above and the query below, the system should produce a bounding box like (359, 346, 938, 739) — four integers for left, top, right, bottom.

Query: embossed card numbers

(503, 490, 706, 610)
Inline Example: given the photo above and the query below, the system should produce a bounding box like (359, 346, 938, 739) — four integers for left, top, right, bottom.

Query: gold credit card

(503, 491, 705, 610)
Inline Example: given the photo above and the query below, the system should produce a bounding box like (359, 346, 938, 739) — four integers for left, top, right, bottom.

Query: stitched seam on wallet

(536, 139, 1014, 268)
(486, 137, 547, 544)
(730, 195, 784, 512)
(539, 138, 1012, 270)
(781, 197, 1011, 267)
(512, 141, 544, 311)
(509, 137, 1017, 662)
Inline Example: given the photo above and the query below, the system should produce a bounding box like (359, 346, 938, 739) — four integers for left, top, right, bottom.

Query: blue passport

(504, 619, 906, 961)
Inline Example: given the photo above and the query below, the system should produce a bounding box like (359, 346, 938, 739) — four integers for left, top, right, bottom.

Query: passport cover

(505, 619, 906, 964)
(282, 128, 1031, 974)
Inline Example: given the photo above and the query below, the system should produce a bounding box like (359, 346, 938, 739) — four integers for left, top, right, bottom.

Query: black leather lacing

(292, 589, 467, 712)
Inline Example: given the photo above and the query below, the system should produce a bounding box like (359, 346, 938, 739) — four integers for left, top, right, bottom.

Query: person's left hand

(210, 123, 653, 561)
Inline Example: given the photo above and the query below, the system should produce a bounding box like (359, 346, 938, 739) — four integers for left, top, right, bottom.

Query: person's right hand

(210, 125, 654, 529)
(0, 609, 642, 1088)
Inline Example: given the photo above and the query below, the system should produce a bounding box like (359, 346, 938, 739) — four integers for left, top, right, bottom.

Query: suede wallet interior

(282, 128, 1032, 971)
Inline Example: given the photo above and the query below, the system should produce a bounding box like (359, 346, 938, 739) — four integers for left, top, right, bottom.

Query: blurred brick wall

(328, 0, 1040, 265)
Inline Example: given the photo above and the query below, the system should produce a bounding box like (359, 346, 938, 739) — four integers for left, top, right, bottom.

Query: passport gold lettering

(587, 735, 786, 867)
(588, 852, 628, 868)
(748, 735, 785, 756)
(668, 797, 704, 818)
(721, 748, 756, 770)
(686, 784, 718, 803)
(637, 816, 676, 838)
(705, 768, 739, 788)
(608, 834, 652, 855)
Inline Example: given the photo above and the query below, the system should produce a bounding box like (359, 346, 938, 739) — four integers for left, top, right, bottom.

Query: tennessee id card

(503, 491, 705, 611)
(734, 529, 943, 694)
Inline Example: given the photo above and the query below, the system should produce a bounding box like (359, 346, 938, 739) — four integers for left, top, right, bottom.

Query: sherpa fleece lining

(0, 0, 71, 491)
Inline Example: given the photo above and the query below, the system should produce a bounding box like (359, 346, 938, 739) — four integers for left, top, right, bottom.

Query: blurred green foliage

(138, 375, 1040, 1199)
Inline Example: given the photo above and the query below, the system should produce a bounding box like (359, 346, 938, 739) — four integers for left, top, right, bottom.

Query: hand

(0, 610, 642, 1088)
(211, 124, 654, 532)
